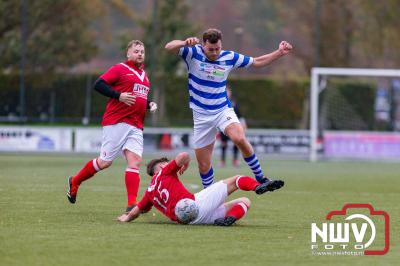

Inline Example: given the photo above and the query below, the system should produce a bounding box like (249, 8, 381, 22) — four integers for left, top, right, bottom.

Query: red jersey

(100, 60, 150, 129)
(137, 160, 195, 222)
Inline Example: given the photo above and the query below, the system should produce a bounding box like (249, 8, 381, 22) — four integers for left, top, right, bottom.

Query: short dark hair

(146, 157, 169, 176)
(202, 28, 222, 44)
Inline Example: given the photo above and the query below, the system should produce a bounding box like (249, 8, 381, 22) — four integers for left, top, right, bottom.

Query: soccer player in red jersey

(117, 152, 284, 226)
(67, 40, 157, 212)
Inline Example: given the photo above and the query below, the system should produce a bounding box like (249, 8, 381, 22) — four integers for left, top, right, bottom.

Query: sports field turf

(0, 153, 399, 266)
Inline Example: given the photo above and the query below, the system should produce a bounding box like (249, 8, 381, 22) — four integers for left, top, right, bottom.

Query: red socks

(236, 175, 259, 191)
(226, 202, 248, 220)
(71, 160, 140, 207)
(71, 159, 100, 193)
(125, 168, 140, 207)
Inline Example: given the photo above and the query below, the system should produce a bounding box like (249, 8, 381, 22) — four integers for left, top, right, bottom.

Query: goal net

(310, 68, 400, 161)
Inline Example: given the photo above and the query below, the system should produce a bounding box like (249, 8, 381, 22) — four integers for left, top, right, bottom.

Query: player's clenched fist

(149, 102, 158, 113)
(185, 37, 200, 46)
(278, 41, 293, 55)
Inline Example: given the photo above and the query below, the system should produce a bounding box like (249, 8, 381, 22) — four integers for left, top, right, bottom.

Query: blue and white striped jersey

(179, 44, 253, 114)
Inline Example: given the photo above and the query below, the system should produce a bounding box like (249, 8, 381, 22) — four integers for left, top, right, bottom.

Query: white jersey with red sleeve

(137, 160, 195, 222)
(100, 60, 150, 129)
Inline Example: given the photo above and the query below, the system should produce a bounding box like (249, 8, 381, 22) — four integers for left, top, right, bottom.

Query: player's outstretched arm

(252, 41, 293, 68)
(175, 152, 190, 175)
(117, 206, 141, 222)
(165, 37, 200, 54)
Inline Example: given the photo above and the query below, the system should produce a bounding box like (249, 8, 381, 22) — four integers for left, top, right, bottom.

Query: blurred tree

(244, 1, 281, 50)
(0, 0, 102, 73)
(276, 0, 400, 70)
(271, 0, 400, 128)
(145, 0, 197, 125)
(193, 0, 244, 50)
(119, 0, 196, 125)
(355, 0, 400, 67)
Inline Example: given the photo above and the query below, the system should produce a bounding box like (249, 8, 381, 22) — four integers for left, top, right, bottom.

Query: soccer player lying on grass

(117, 152, 284, 226)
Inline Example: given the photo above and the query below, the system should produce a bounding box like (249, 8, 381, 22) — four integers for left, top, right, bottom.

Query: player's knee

(127, 159, 141, 169)
(98, 159, 112, 169)
(232, 135, 246, 147)
(198, 161, 211, 173)
(240, 197, 251, 209)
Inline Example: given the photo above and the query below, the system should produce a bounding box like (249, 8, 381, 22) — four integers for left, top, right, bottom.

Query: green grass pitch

(0, 153, 399, 266)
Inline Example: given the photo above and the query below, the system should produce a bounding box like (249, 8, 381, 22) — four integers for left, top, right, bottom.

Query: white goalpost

(310, 67, 400, 161)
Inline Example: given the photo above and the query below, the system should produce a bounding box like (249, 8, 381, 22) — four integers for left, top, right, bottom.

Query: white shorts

(99, 123, 143, 161)
(190, 181, 228, 225)
(193, 108, 240, 149)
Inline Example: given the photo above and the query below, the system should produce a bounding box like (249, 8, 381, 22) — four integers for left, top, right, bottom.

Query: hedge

(1, 73, 376, 129)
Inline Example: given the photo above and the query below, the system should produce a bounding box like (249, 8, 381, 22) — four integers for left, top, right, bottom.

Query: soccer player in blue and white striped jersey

(165, 28, 292, 189)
